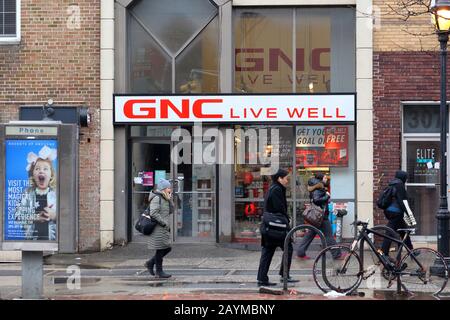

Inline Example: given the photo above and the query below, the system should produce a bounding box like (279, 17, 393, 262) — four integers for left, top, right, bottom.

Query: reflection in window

(176, 17, 219, 93)
(233, 7, 355, 94)
(234, 9, 293, 93)
(296, 9, 331, 93)
(128, 0, 219, 94)
(233, 126, 293, 241)
(129, 16, 172, 93)
(129, 0, 217, 55)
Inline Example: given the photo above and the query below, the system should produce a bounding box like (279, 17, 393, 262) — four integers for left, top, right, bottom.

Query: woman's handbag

(135, 209, 158, 235)
(302, 202, 324, 228)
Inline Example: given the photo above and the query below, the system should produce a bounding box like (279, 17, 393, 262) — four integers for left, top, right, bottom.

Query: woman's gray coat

(147, 190, 173, 250)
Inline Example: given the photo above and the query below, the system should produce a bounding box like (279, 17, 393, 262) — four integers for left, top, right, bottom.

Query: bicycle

(312, 220, 448, 295)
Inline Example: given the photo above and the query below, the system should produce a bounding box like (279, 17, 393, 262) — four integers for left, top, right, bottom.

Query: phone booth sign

(1, 124, 60, 251)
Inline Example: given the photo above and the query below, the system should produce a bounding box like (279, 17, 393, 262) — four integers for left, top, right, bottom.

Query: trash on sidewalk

(323, 290, 346, 298)
(259, 287, 284, 295)
(289, 289, 299, 295)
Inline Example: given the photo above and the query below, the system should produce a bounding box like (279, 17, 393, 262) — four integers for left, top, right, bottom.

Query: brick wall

(373, 51, 447, 226)
(373, 0, 437, 52)
(0, 1, 101, 251)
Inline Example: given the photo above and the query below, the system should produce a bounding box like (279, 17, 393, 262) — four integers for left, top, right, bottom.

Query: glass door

(130, 129, 217, 243)
(404, 138, 440, 237)
(171, 128, 216, 242)
(130, 139, 171, 242)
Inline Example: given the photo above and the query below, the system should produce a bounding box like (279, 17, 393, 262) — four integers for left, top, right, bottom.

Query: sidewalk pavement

(0, 241, 447, 300)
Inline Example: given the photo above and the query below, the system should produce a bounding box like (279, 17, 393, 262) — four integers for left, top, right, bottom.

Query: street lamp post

(431, 0, 450, 272)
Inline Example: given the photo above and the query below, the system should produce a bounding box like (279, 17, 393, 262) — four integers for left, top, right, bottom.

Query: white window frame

(401, 102, 443, 241)
(0, 0, 21, 44)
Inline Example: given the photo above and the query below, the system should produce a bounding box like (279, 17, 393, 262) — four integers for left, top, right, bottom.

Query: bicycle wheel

(399, 247, 449, 295)
(313, 245, 363, 294)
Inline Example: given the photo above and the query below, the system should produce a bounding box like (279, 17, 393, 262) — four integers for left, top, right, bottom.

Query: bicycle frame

(316, 223, 444, 295)
(336, 226, 420, 283)
(355, 226, 422, 270)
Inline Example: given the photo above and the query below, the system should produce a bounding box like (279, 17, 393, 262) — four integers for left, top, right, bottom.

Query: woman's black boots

(144, 258, 155, 276)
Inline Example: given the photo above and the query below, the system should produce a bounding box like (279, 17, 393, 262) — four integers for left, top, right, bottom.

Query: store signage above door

(113, 94, 355, 124)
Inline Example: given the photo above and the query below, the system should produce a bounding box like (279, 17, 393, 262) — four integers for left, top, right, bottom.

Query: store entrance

(129, 129, 216, 244)
(130, 140, 171, 243)
(404, 138, 440, 237)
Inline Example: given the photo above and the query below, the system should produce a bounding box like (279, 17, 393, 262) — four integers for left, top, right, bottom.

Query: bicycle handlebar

(351, 219, 370, 227)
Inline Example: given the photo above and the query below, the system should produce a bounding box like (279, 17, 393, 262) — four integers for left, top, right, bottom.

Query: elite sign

(113, 94, 356, 124)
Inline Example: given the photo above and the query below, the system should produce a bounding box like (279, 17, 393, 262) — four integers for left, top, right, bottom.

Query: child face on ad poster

(24, 145, 58, 241)
(29, 159, 57, 223)
(4, 141, 58, 242)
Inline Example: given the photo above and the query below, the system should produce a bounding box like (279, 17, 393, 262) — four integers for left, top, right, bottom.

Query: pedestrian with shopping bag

(297, 172, 344, 260)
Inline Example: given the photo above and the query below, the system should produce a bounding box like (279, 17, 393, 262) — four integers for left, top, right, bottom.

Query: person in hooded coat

(381, 170, 414, 255)
(144, 179, 175, 279)
(296, 172, 343, 260)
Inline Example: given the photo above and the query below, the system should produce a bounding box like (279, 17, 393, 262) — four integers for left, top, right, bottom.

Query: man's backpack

(376, 186, 396, 210)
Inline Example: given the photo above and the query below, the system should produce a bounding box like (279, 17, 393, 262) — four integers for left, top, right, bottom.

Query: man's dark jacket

(261, 181, 290, 246)
(387, 170, 409, 214)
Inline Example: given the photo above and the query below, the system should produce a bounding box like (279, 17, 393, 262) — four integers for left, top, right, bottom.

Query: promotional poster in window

(4, 140, 58, 242)
(296, 126, 348, 167)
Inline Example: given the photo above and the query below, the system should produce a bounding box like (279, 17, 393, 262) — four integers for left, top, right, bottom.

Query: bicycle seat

(397, 228, 416, 233)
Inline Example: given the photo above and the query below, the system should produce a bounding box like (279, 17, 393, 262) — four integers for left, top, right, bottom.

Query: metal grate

(0, 0, 16, 37)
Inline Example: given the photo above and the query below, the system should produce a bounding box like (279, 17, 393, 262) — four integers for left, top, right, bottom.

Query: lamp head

(431, 0, 450, 33)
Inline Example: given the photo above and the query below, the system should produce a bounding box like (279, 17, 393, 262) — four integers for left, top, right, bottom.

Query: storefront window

(294, 125, 355, 237)
(405, 140, 440, 236)
(233, 124, 355, 242)
(233, 126, 294, 241)
(233, 7, 355, 94)
(402, 104, 441, 236)
(129, 16, 172, 93)
(234, 9, 293, 93)
(128, 0, 219, 94)
(175, 17, 219, 93)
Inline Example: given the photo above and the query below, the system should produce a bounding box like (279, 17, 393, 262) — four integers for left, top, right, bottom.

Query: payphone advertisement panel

(4, 139, 58, 242)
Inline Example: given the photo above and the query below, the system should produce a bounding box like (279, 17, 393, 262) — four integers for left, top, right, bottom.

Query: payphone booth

(0, 122, 79, 298)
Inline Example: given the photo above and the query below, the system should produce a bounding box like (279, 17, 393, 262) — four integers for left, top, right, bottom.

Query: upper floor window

(0, 0, 20, 43)
(128, 0, 219, 94)
(233, 7, 355, 94)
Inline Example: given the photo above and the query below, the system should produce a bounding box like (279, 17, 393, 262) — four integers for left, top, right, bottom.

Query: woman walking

(144, 179, 174, 278)
(297, 172, 343, 260)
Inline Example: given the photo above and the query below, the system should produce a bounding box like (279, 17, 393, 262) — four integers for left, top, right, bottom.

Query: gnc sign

(113, 94, 355, 124)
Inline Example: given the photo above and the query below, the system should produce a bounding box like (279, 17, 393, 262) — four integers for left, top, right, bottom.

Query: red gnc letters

(123, 98, 223, 119)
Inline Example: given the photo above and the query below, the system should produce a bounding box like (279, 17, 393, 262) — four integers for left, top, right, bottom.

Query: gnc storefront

(113, 94, 356, 244)
(111, 0, 366, 246)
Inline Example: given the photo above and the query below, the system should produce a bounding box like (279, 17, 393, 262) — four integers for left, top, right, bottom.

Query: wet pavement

(1, 242, 448, 300)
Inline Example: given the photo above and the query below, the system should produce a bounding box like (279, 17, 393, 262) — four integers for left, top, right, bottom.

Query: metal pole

(436, 32, 450, 273)
(22, 251, 44, 299)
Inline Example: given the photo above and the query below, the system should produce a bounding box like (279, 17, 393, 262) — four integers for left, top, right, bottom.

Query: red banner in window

(296, 126, 348, 167)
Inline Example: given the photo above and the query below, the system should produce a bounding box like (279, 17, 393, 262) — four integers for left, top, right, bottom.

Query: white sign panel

(113, 94, 355, 124)
(296, 126, 325, 147)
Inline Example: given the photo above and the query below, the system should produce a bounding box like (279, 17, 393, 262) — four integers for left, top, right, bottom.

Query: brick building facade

(373, 0, 448, 234)
(1, 0, 445, 253)
(0, 1, 101, 251)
